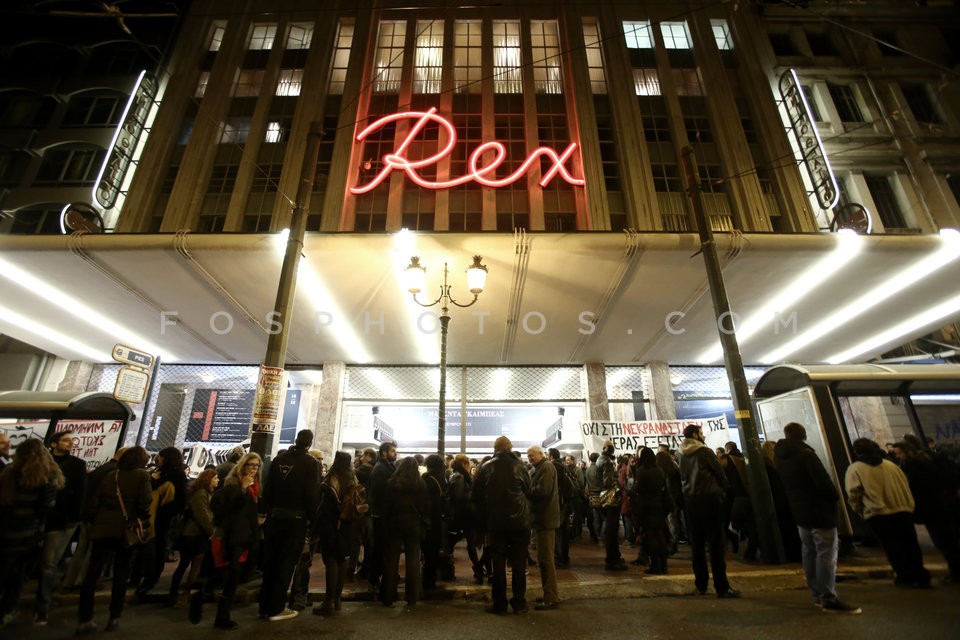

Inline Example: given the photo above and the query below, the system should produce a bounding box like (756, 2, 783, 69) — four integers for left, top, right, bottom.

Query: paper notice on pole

(114, 366, 150, 404)
(251, 365, 284, 434)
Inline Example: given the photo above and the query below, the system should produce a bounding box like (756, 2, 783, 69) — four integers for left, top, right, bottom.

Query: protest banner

(580, 415, 731, 455)
(50, 419, 126, 470)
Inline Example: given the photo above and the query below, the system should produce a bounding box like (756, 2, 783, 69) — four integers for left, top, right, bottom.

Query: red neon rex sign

(350, 107, 585, 194)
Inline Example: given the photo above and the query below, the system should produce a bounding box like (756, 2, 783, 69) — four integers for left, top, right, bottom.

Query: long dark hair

(389, 456, 421, 489)
(324, 451, 355, 487)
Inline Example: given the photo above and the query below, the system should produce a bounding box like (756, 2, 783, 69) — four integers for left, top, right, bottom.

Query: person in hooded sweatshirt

(844, 437, 930, 588)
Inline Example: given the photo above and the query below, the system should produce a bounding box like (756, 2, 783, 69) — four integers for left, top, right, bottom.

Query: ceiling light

(0, 304, 106, 362)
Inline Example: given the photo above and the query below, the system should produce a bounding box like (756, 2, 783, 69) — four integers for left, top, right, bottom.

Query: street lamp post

(403, 255, 487, 457)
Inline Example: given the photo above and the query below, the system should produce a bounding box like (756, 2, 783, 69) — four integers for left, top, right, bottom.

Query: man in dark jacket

(597, 440, 627, 570)
(474, 436, 531, 614)
(36, 430, 87, 626)
(258, 430, 321, 621)
(529, 446, 561, 609)
(775, 423, 861, 614)
(679, 424, 738, 598)
(548, 448, 571, 568)
(366, 441, 397, 596)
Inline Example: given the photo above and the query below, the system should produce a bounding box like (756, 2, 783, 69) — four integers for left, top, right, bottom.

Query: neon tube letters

(350, 107, 585, 194)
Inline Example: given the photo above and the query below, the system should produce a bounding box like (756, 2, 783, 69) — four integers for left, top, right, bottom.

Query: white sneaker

(268, 608, 299, 621)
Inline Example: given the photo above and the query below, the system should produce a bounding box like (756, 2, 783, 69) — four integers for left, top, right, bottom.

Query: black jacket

(473, 451, 530, 533)
(86, 468, 152, 541)
(262, 446, 320, 519)
(368, 457, 396, 517)
(679, 438, 728, 504)
(48, 452, 87, 530)
(774, 437, 839, 529)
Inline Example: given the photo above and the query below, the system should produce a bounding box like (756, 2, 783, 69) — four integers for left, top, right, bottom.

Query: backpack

(339, 484, 369, 522)
(553, 459, 574, 507)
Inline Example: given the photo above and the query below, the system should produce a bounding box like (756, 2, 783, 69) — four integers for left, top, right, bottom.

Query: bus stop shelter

(0, 391, 134, 469)
(753, 363, 960, 534)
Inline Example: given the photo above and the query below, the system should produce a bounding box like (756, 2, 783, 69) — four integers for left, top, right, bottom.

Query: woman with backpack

(313, 451, 364, 614)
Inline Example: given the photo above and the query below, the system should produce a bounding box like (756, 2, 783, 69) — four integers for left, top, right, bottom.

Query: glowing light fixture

(696, 229, 862, 364)
(0, 304, 105, 362)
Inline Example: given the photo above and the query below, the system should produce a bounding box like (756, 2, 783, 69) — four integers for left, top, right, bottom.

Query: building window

(673, 68, 703, 96)
(901, 84, 943, 125)
(864, 175, 906, 229)
(583, 20, 607, 94)
(413, 20, 443, 94)
(530, 21, 562, 94)
(827, 83, 864, 122)
(219, 118, 250, 144)
(286, 22, 313, 50)
(34, 145, 105, 185)
(633, 69, 661, 96)
(329, 21, 354, 95)
(454, 20, 481, 94)
(875, 31, 904, 57)
(711, 19, 733, 50)
(493, 20, 522, 94)
(62, 93, 125, 127)
(233, 70, 264, 97)
(276, 69, 303, 96)
(249, 23, 277, 50)
(196, 71, 210, 98)
(651, 163, 683, 193)
(0, 94, 55, 128)
(947, 174, 960, 210)
(208, 20, 226, 52)
(661, 22, 691, 50)
(265, 121, 282, 143)
(623, 21, 653, 49)
(769, 31, 798, 56)
(373, 21, 406, 94)
(8, 206, 63, 234)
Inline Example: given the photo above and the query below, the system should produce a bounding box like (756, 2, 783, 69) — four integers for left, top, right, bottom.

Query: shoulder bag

(116, 472, 151, 547)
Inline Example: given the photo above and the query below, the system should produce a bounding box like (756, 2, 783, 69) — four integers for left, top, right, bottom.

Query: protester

(190, 452, 262, 629)
(168, 468, 218, 606)
(0, 432, 12, 470)
(314, 451, 362, 614)
(473, 436, 531, 614)
(448, 453, 483, 583)
(845, 438, 930, 588)
(136, 446, 187, 597)
(775, 423, 860, 614)
(548, 448, 572, 568)
(527, 445, 560, 610)
(367, 441, 398, 597)
(679, 424, 739, 598)
(598, 440, 627, 570)
(0, 438, 63, 625)
(631, 447, 673, 575)
(258, 430, 321, 622)
(382, 457, 427, 607)
(421, 454, 447, 590)
(77, 446, 152, 634)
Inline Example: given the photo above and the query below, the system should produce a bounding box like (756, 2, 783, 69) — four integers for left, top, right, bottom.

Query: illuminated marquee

(350, 107, 585, 194)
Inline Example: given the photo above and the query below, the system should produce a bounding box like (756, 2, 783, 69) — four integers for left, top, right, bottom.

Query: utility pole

(249, 123, 323, 463)
(680, 146, 785, 564)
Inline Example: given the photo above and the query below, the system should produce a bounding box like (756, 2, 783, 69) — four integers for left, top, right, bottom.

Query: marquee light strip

(350, 107, 585, 194)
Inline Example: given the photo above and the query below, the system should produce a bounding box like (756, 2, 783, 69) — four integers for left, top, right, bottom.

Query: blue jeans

(798, 526, 838, 604)
(37, 525, 78, 615)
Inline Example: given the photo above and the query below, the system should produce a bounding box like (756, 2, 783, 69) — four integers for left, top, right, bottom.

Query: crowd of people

(0, 423, 957, 632)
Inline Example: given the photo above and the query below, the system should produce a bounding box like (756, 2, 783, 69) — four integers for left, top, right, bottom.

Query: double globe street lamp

(403, 255, 488, 456)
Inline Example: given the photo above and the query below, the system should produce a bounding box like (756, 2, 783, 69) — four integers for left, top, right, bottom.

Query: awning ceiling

(1, 231, 959, 369)
(753, 363, 960, 397)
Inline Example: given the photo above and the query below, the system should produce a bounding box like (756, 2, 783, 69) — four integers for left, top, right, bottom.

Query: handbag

(599, 487, 621, 508)
(116, 471, 150, 547)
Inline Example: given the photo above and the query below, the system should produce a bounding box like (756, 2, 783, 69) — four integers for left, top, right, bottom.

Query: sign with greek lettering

(51, 419, 126, 470)
(579, 415, 731, 455)
(250, 365, 284, 434)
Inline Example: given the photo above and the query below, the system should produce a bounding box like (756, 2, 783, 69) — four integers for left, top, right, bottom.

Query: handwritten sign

(51, 419, 126, 470)
(580, 415, 731, 455)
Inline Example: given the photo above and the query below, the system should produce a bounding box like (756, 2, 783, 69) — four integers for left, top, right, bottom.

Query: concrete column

(646, 361, 676, 420)
(56, 361, 94, 392)
(584, 362, 609, 421)
(314, 361, 345, 457)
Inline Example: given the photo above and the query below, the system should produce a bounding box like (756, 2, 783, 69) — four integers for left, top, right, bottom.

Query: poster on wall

(186, 389, 256, 443)
(146, 383, 186, 451)
(0, 421, 47, 455)
(580, 415, 731, 455)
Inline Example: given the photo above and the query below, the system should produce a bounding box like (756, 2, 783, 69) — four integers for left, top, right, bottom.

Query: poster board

(579, 415, 730, 455)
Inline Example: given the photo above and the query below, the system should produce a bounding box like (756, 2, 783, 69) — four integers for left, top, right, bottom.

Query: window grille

(233, 70, 264, 97)
(660, 22, 691, 50)
(583, 20, 607, 94)
(286, 22, 313, 50)
(493, 20, 522, 94)
(276, 69, 303, 96)
(373, 21, 406, 94)
(827, 83, 864, 122)
(623, 21, 653, 49)
(633, 68, 661, 96)
(328, 21, 354, 95)
(711, 19, 733, 50)
(454, 20, 482, 94)
(414, 20, 443, 94)
(531, 21, 562, 94)
(249, 23, 277, 50)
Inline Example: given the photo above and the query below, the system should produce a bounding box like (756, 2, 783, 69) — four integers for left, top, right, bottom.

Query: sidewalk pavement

(44, 531, 948, 610)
